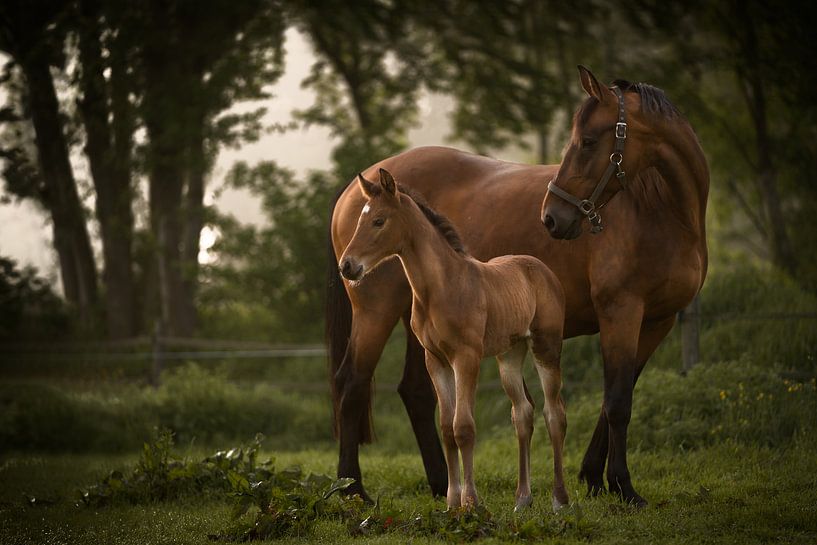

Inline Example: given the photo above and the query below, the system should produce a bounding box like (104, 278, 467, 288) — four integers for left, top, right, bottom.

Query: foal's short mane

(398, 185, 466, 254)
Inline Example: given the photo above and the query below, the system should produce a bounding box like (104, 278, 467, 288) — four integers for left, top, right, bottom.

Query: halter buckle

(616, 122, 627, 139)
(579, 200, 595, 215)
(588, 210, 603, 234)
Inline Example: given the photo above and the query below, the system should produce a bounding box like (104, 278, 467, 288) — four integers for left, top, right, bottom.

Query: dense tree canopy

(1, 0, 814, 341)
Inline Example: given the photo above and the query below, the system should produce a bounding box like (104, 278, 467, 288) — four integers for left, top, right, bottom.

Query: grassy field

(1, 266, 816, 543)
(2, 432, 816, 544)
(1, 360, 816, 544)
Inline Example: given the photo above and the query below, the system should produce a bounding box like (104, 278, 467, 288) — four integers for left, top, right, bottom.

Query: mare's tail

(325, 184, 354, 440)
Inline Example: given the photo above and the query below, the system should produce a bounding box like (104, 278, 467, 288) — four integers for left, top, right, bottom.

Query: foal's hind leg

(452, 349, 481, 508)
(496, 341, 535, 511)
(529, 329, 569, 510)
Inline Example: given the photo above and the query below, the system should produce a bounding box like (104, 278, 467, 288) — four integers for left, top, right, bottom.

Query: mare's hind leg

(529, 326, 569, 510)
(425, 349, 461, 508)
(496, 341, 535, 511)
(398, 318, 447, 497)
(336, 295, 403, 502)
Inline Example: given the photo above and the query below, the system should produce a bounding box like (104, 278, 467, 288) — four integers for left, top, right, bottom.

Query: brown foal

(339, 168, 567, 511)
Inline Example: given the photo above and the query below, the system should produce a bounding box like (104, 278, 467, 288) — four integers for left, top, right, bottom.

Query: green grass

(2, 436, 816, 544)
(1, 359, 815, 544)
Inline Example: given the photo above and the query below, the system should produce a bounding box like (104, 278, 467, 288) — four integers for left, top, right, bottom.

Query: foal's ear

(357, 172, 378, 199)
(578, 65, 610, 104)
(378, 168, 397, 196)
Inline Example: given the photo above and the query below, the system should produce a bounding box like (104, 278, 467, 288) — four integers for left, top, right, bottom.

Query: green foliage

(201, 162, 335, 342)
(644, 266, 817, 374)
(290, 0, 424, 177)
(79, 430, 270, 507)
(0, 364, 331, 453)
(0, 256, 69, 341)
(628, 361, 817, 451)
(404, 0, 602, 163)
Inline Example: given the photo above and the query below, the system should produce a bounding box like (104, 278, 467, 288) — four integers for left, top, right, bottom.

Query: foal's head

(339, 168, 408, 282)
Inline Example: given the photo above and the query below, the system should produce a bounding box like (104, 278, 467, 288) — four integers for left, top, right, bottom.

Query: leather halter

(547, 86, 627, 234)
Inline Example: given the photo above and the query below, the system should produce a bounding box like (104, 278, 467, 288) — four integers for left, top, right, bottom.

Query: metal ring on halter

(579, 200, 595, 215)
(610, 152, 623, 165)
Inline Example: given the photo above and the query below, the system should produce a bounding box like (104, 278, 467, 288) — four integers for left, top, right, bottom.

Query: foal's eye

(372, 217, 385, 227)
(581, 136, 597, 149)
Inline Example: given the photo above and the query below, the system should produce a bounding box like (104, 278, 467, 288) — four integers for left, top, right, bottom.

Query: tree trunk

(142, 0, 192, 337)
(734, 6, 797, 276)
(77, 0, 136, 338)
(178, 110, 206, 336)
(20, 51, 98, 329)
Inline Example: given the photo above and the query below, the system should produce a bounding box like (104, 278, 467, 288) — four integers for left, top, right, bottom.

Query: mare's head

(541, 65, 678, 239)
(339, 168, 407, 282)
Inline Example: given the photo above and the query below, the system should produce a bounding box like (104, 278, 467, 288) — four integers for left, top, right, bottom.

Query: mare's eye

(581, 136, 597, 149)
(372, 217, 385, 228)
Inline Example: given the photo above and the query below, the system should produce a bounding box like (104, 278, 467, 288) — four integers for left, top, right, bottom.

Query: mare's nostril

(543, 215, 556, 232)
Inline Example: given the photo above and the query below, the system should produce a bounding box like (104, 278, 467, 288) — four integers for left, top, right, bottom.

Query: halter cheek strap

(547, 86, 627, 234)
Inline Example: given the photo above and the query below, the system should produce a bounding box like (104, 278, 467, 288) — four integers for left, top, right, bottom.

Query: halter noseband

(547, 86, 627, 234)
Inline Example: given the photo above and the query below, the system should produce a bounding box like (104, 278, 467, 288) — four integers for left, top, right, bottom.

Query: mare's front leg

(452, 347, 482, 508)
(425, 349, 461, 508)
(496, 342, 534, 511)
(596, 295, 646, 506)
(398, 318, 448, 497)
(579, 315, 677, 498)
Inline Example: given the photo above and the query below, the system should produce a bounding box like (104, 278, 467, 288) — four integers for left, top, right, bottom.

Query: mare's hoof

(625, 493, 648, 509)
(513, 495, 533, 513)
(344, 484, 373, 504)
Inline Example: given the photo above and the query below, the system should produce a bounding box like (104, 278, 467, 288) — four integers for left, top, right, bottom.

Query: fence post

(680, 294, 701, 374)
(151, 321, 164, 387)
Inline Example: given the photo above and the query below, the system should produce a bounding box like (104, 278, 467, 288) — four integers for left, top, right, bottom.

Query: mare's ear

(378, 168, 397, 196)
(578, 65, 610, 104)
(357, 172, 378, 199)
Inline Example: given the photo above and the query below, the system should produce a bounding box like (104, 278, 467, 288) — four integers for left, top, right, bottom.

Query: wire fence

(2, 306, 815, 387)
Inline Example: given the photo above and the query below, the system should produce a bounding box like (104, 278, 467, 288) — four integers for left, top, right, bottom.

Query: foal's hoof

(551, 491, 570, 513)
(513, 495, 533, 513)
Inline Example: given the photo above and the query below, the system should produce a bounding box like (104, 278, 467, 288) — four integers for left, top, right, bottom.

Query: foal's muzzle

(339, 256, 364, 281)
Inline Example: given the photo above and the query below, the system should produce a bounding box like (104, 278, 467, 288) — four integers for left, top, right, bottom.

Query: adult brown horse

(327, 66, 708, 506)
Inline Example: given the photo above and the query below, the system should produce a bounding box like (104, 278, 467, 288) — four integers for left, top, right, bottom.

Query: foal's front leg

(496, 342, 534, 511)
(425, 349, 461, 508)
(452, 348, 481, 508)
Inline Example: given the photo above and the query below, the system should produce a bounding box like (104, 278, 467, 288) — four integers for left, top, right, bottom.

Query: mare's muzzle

(541, 203, 582, 240)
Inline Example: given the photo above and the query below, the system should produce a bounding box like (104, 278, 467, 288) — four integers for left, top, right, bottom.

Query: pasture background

(2, 265, 816, 543)
(2, 0, 817, 543)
